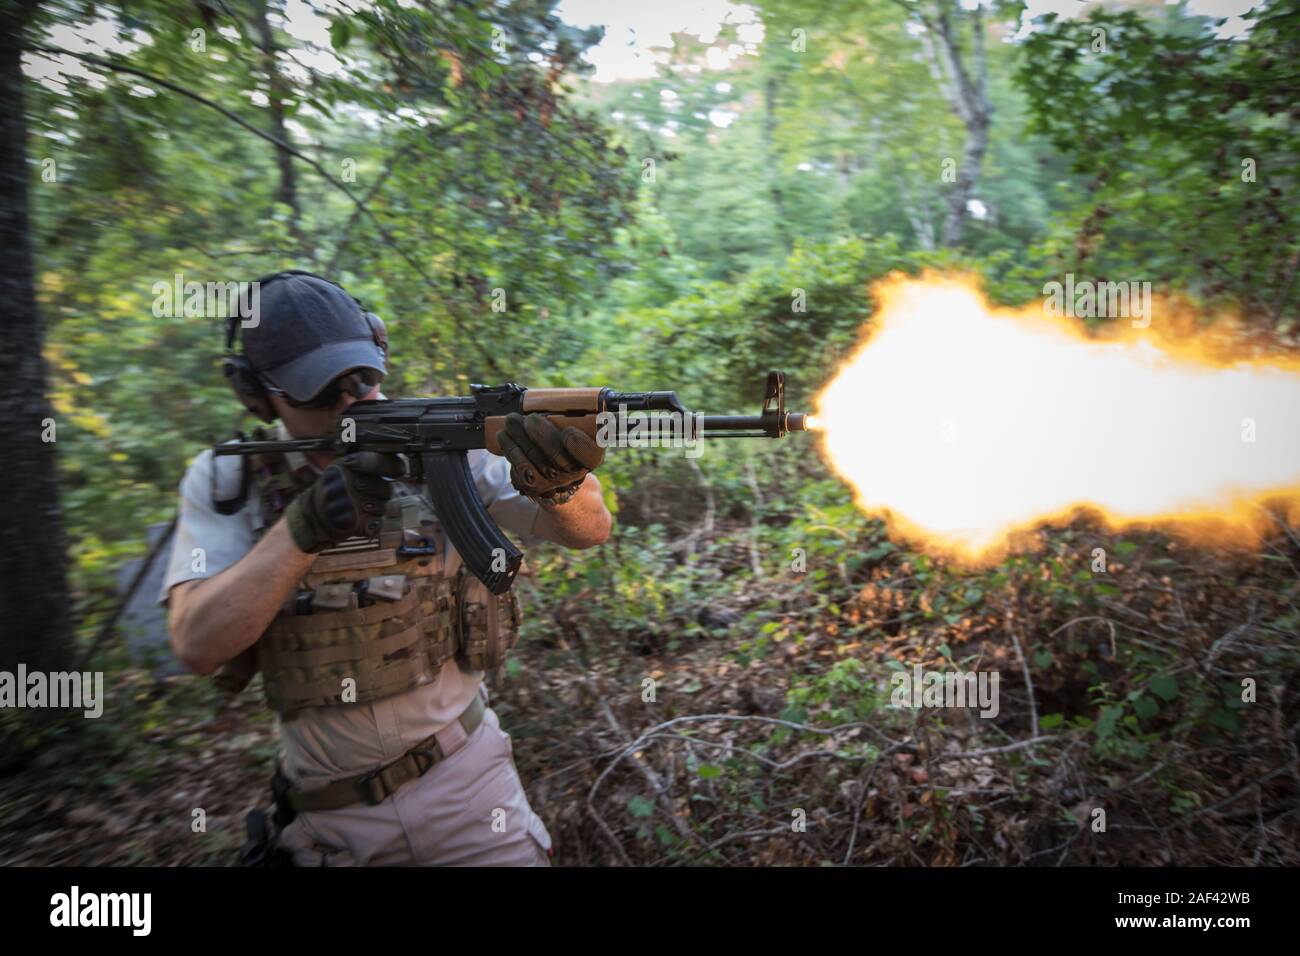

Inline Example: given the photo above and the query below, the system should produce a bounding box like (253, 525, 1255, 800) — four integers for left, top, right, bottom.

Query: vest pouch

(455, 571, 521, 674)
(259, 573, 459, 719)
(366, 574, 407, 602)
(312, 582, 355, 611)
(235, 455, 463, 717)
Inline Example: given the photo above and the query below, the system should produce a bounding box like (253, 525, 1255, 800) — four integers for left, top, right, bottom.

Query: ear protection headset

(221, 270, 388, 422)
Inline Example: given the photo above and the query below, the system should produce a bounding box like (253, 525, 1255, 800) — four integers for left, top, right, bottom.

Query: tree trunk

(0, 0, 74, 677)
(939, 1, 989, 247)
(762, 75, 792, 253)
(914, 0, 992, 248)
(943, 109, 989, 247)
(252, 0, 302, 247)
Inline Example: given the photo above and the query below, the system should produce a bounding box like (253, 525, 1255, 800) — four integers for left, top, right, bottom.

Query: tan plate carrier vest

(215, 436, 522, 720)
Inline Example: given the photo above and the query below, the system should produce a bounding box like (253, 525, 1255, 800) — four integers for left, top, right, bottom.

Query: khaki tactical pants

(277, 705, 553, 866)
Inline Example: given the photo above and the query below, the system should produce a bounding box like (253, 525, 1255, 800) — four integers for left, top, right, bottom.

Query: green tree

(23, 0, 636, 617)
(1018, 0, 1300, 325)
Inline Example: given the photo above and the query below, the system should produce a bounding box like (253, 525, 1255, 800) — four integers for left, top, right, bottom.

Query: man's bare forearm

(532, 474, 611, 548)
(168, 519, 315, 675)
(169, 472, 608, 674)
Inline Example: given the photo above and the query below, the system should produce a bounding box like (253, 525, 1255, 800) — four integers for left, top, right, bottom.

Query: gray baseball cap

(243, 273, 386, 401)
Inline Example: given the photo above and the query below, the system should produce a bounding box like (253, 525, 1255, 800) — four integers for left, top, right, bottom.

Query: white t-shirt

(159, 426, 543, 788)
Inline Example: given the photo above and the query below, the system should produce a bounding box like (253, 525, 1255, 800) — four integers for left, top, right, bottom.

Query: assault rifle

(213, 371, 811, 594)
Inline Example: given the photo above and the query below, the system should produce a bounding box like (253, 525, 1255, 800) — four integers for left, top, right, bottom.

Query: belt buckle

(408, 742, 440, 776)
(356, 766, 390, 806)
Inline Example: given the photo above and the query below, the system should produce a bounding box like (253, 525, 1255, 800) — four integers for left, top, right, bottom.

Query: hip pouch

(455, 569, 522, 674)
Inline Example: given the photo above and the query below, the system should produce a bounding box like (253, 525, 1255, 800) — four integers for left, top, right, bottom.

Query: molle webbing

(259, 576, 458, 718)
(240, 447, 462, 719)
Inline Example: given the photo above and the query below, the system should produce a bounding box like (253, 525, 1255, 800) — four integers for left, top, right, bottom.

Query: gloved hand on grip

(497, 412, 605, 504)
(285, 452, 406, 553)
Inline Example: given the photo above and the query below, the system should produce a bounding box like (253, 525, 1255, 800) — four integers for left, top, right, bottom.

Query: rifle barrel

(213, 438, 334, 456)
(700, 412, 810, 436)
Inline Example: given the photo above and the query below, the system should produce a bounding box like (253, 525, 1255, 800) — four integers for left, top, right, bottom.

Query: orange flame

(814, 272, 1300, 562)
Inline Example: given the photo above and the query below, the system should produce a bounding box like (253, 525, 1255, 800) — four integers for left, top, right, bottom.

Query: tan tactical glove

(285, 452, 406, 553)
(497, 412, 605, 504)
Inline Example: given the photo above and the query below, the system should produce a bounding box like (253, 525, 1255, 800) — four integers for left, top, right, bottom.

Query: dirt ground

(3, 522, 1298, 866)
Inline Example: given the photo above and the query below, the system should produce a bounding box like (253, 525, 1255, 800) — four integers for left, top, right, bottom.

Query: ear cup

(222, 354, 276, 423)
(365, 312, 388, 355)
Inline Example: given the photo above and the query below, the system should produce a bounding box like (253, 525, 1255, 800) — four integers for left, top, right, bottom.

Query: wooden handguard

(484, 387, 606, 455)
(520, 387, 603, 413)
(484, 413, 602, 456)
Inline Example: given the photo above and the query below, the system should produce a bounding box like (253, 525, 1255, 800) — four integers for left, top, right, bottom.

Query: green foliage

(1018, 1, 1300, 325)
(26, 0, 636, 613)
(17, 0, 1300, 865)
